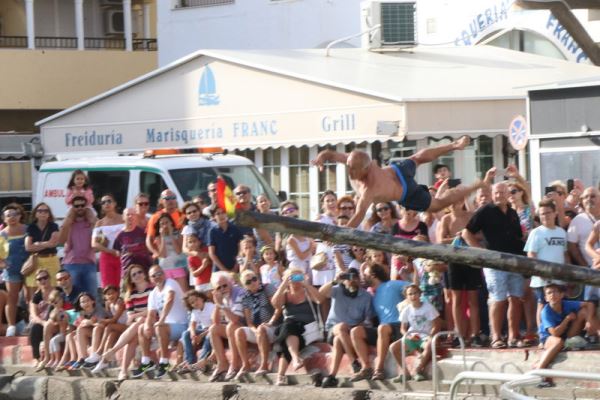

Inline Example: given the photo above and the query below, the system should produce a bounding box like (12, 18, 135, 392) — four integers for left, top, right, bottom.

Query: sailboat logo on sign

(198, 65, 220, 106)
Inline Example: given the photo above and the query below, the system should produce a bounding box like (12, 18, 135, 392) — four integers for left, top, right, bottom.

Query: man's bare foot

(453, 135, 471, 151)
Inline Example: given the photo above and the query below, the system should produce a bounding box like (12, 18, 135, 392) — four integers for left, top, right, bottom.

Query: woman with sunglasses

(234, 269, 280, 379)
(271, 267, 325, 386)
(24, 203, 60, 304)
(134, 193, 152, 230)
(366, 202, 399, 234)
(281, 201, 314, 276)
(181, 201, 212, 255)
(29, 269, 54, 367)
(90, 264, 152, 379)
(91, 194, 124, 289)
(1, 203, 29, 336)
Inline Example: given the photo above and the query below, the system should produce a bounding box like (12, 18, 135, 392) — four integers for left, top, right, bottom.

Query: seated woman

(271, 267, 325, 386)
(29, 269, 54, 369)
(90, 265, 152, 380)
(208, 271, 246, 382)
(235, 269, 281, 379)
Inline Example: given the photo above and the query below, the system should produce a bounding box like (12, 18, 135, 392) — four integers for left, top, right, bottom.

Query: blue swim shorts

(390, 159, 432, 211)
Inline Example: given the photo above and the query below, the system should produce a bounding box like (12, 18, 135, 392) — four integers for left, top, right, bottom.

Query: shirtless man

(311, 136, 484, 228)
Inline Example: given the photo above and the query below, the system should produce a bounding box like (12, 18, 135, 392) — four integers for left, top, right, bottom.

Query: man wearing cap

(319, 268, 374, 388)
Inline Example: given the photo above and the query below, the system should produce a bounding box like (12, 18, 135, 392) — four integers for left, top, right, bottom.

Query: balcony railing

(0, 36, 157, 51)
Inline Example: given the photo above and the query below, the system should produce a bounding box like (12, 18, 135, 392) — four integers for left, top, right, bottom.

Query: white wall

(158, 0, 364, 66)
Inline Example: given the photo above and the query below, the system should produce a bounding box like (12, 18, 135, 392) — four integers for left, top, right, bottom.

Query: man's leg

(538, 336, 563, 369)
(375, 324, 392, 372)
(329, 336, 344, 376)
(467, 290, 481, 338)
(409, 136, 470, 167)
(350, 326, 371, 369)
(507, 296, 523, 343)
(333, 323, 357, 362)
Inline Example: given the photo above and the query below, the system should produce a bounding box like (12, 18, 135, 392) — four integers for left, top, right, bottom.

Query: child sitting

(259, 245, 284, 288)
(37, 289, 69, 370)
(237, 236, 259, 275)
(535, 283, 598, 387)
(390, 284, 441, 382)
(177, 290, 215, 373)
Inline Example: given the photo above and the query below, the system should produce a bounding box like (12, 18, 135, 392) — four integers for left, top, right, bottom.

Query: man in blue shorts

(311, 136, 484, 228)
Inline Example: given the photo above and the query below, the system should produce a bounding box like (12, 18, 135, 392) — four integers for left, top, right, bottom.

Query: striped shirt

(125, 287, 152, 314)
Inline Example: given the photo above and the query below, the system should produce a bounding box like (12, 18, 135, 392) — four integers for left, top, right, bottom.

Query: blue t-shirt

(373, 280, 410, 324)
(208, 222, 243, 271)
(539, 300, 581, 342)
(325, 285, 374, 330)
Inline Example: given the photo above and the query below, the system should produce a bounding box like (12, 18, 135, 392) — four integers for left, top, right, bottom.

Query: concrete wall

(0, 49, 157, 109)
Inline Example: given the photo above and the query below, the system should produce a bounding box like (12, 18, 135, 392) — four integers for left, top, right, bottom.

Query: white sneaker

(85, 353, 100, 364)
(91, 360, 108, 374)
(6, 325, 16, 337)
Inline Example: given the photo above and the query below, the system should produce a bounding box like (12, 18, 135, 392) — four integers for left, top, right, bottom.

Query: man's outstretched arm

(311, 149, 349, 170)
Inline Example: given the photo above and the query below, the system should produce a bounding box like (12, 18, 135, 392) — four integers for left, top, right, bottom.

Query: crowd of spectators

(0, 164, 599, 389)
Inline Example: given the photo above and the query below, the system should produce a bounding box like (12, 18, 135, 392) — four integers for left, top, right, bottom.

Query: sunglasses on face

(339, 206, 354, 211)
(376, 207, 390, 212)
(3, 211, 19, 218)
(509, 189, 519, 195)
(282, 207, 297, 214)
(137, 202, 149, 206)
(36, 275, 49, 282)
(150, 271, 163, 278)
(216, 283, 229, 291)
(73, 204, 86, 209)
(36, 209, 50, 214)
(101, 199, 113, 205)
(235, 190, 249, 196)
(208, 188, 217, 193)
(244, 276, 259, 286)
(583, 194, 598, 199)
(57, 276, 70, 282)
(162, 195, 177, 201)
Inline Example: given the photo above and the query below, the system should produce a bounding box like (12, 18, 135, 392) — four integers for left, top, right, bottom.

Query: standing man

(463, 181, 525, 349)
(113, 208, 152, 277)
(203, 182, 218, 218)
(58, 196, 98, 297)
(208, 207, 243, 272)
(233, 184, 257, 237)
(569, 187, 600, 303)
(132, 265, 187, 379)
(350, 264, 409, 381)
(311, 136, 483, 228)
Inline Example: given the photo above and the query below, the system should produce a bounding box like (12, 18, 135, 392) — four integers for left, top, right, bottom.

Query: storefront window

(427, 136, 494, 184)
(427, 137, 455, 178)
(289, 146, 310, 218)
(262, 148, 281, 193)
(540, 137, 600, 191)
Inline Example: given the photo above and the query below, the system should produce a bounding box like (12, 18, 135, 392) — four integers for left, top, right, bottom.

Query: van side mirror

(277, 191, 287, 201)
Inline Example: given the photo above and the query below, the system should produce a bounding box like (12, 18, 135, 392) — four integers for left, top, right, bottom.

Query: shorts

(584, 285, 600, 303)
(169, 323, 188, 342)
(403, 334, 429, 353)
(365, 322, 402, 346)
(239, 325, 277, 344)
(484, 269, 524, 302)
(448, 263, 483, 291)
(2, 267, 23, 283)
(164, 268, 187, 280)
(391, 159, 431, 212)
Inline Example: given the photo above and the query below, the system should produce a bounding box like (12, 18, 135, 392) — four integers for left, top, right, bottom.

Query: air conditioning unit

(361, 0, 417, 49)
(104, 9, 124, 35)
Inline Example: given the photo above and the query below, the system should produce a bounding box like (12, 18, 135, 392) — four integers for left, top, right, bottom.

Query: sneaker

(451, 337, 462, 348)
(82, 361, 98, 369)
(586, 335, 599, 345)
(91, 360, 108, 374)
(470, 335, 484, 348)
(84, 353, 101, 364)
(155, 363, 170, 379)
(565, 335, 588, 350)
(69, 360, 84, 370)
(5, 325, 16, 337)
(413, 372, 426, 382)
(131, 360, 156, 378)
(351, 359, 362, 374)
(537, 378, 556, 388)
(321, 375, 339, 388)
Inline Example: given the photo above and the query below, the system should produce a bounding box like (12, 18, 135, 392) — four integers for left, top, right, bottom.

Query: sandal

(224, 369, 238, 381)
(292, 358, 305, 371)
(508, 338, 519, 348)
(491, 339, 507, 349)
(350, 367, 373, 382)
(276, 374, 288, 386)
(254, 368, 269, 377)
(234, 368, 251, 380)
(522, 334, 539, 347)
(371, 369, 386, 381)
(209, 370, 227, 382)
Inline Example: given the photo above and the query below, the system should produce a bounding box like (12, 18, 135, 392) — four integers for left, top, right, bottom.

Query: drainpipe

(25, 0, 35, 49)
(75, 0, 84, 50)
(123, 0, 133, 51)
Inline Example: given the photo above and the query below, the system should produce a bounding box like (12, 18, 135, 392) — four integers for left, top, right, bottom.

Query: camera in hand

(448, 178, 461, 188)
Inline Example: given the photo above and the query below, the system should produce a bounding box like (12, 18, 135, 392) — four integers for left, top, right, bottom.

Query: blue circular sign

(509, 115, 528, 151)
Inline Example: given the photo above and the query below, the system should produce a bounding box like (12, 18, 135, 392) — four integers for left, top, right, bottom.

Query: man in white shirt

(567, 187, 600, 302)
(132, 265, 187, 379)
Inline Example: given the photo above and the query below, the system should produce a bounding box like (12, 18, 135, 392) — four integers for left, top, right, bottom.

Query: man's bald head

(347, 150, 371, 180)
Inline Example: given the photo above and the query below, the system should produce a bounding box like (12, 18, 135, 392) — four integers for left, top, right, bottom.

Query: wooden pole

(237, 211, 600, 286)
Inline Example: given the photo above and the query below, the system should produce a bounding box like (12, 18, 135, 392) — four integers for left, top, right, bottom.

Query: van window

(140, 171, 168, 213)
(88, 170, 129, 214)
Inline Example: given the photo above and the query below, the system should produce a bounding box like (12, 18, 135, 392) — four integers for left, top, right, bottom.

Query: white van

(34, 151, 282, 221)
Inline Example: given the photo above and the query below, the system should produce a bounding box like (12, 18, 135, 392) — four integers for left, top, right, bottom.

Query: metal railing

(500, 369, 600, 400)
(449, 371, 525, 400)
(0, 36, 157, 51)
(431, 331, 467, 399)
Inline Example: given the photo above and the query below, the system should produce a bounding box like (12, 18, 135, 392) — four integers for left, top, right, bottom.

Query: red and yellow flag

(216, 176, 237, 218)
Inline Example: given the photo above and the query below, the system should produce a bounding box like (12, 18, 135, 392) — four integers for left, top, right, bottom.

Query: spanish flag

(216, 176, 237, 218)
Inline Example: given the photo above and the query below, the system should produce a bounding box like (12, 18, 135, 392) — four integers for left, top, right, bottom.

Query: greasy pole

(237, 211, 600, 286)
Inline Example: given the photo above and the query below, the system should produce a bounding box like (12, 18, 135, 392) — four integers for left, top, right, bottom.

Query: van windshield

(169, 165, 280, 207)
